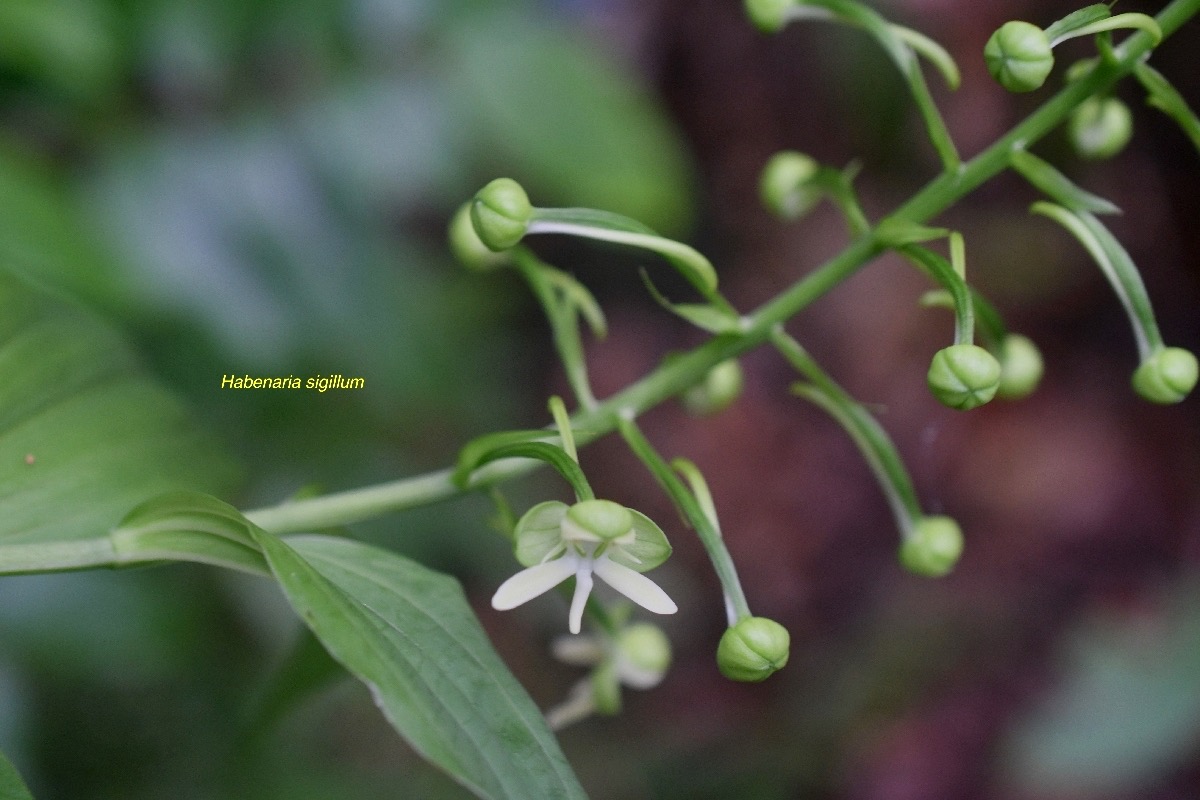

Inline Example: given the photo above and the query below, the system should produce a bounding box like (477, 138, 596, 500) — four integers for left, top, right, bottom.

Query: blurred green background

(1, 0, 1199, 798)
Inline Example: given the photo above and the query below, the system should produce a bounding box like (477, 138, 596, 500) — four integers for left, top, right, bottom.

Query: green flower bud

(899, 515, 963, 577)
(448, 203, 509, 272)
(615, 623, 672, 689)
(1069, 96, 1133, 160)
(984, 21, 1054, 93)
(996, 334, 1044, 399)
(759, 151, 821, 220)
(717, 617, 790, 682)
(928, 344, 1002, 410)
(470, 178, 532, 252)
(682, 359, 744, 415)
(745, 0, 792, 33)
(1132, 347, 1198, 404)
(563, 499, 634, 543)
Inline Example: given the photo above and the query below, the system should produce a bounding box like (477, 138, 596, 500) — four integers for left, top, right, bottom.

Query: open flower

(491, 499, 677, 634)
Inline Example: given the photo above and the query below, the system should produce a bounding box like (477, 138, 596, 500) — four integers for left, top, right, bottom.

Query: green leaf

(528, 206, 720, 298)
(0, 271, 239, 575)
(1044, 5, 1112, 45)
(250, 532, 588, 800)
(1134, 63, 1200, 154)
(1009, 149, 1121, 214)
(639, 272, 741, 334)
(110, 491, 269, 576)
(1030, 202, 1163, 359)
(874, 218, 949, 248)
(0, 749, 35, 800)
(452, 429, 562, 489)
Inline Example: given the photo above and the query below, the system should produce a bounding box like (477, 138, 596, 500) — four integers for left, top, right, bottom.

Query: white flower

(491, 499, 677, 634)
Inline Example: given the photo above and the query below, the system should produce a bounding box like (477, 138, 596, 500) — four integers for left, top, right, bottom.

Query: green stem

(243, 0, 1198, 535)
(616, 418, 752, 622)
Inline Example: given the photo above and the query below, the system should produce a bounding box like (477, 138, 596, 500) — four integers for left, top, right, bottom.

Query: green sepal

(717, 617, 791, 682)
(1009, 149, 1121, 214)
(1134, 63, 1200, 155)
(609, 509, 672, 573)
(927, 344, 1002, 410)
(513, 501, 570, 567)
(1132, 348, 1198, 404)
(899, 515, 964, 576)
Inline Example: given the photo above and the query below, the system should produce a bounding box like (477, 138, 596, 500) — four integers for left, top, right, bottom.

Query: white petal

(593, 558, 677, 615)
(568, 565, 594, 635)
(491, 557, 577, 611)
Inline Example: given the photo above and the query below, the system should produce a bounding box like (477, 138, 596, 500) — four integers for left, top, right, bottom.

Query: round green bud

(615, 623, 672, 689)
(984, 21, 1054, 93)
(717, 617, 790, 682)
(759, 151, 821, 220)
(1132, 347, 1198, 404)
(928, 344, 1002, 410)
(565, 499, 634, 542)
(448, 203, 509, 272)
(996, 334, 1044, 399)
(682, 359, 744, 416)
(1069, 96, 1133, 160)
(470, 178, 532, 252)
(899, 515, 964, 577)
(745, 0, 792, 33)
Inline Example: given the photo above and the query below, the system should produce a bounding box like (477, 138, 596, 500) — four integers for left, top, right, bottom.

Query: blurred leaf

(251, 532, 587, 800)
(0, 0, 120, 99)
(448, 10, 694, 235)
(1001, 582, 1200, 795)
(0, 271, 239, 573)
(0, 749, 34, 800)
(0, 141, 127, 307)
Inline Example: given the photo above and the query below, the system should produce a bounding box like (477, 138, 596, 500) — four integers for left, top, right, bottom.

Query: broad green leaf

(1009, 150, 1121, 215)
(0, 272, 239, 574)
(250, 532, 588, 800)
(0, 749, 34, 800)
(1135, 63, 1200, 154)
(449, 10, 693, 235)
